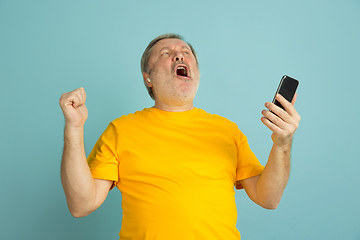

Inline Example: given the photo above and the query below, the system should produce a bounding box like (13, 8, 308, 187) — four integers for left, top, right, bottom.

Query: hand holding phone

(261, 75, 301, 147)
(272, 75, 299, 110)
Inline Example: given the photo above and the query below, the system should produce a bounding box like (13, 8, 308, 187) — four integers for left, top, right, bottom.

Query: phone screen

(272, 75, 299, 110)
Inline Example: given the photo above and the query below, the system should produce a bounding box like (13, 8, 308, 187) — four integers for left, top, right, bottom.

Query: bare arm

(239, 93, 301, 209)
(59, 88, 113, 217)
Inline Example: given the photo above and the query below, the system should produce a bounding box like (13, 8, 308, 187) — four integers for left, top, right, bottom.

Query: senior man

(59, 33, 301, 240)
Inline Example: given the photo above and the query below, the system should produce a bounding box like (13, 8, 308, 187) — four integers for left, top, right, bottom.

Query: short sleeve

(87, 122, 119, 190)
(235, 131, 264, 190)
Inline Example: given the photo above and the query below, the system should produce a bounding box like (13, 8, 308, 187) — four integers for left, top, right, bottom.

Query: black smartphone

(272, 75, 299, 110)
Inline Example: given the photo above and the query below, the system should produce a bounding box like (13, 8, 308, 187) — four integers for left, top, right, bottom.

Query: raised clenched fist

(59, 87, 88, 128)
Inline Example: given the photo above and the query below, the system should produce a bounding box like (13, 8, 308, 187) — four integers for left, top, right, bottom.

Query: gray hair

(140, 33, 199, 100)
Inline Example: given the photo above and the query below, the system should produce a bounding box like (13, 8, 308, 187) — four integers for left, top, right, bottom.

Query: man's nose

(173, 51, 184, 62)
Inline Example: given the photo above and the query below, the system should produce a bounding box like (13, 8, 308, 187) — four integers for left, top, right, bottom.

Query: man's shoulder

(198, 108, 236, 123)
(110, 108, 151, 126)
(196, 108, 240, 130)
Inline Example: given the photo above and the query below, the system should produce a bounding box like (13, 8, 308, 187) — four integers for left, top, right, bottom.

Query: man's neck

(153, 101, 195, 112)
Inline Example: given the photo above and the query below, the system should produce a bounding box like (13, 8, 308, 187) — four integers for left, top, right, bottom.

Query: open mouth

(176, 65, 189, 78)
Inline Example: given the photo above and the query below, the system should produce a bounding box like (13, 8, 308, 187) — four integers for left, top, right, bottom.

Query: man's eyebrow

(158, 45, 191, 53)
(181, 45, 191, 50)
(159, 47, 170, 53)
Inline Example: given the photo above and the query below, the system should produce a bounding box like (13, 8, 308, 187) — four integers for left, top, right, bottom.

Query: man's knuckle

(272, 116, 279, 124)
(277, 111, 285, 119)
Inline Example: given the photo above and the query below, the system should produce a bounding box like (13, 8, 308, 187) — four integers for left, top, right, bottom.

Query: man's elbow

(69, 207, 93, 218)
(70, 211, 88, 218)
(259, 200, 280, 210)
(262, 203, 279, 210)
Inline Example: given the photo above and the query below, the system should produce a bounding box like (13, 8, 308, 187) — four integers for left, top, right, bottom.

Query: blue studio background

(1, 0, 359, 239)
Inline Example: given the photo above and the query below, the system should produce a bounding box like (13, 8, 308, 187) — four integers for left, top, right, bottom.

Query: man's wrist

(63, 124, 85, 149)
(64, 123, 85, 132)
(272, 135, 293, 152)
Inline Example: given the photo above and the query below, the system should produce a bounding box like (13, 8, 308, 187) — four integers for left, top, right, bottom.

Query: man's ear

(143, 72, 152, 87)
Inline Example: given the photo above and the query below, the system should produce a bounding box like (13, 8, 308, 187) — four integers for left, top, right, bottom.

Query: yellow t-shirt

(87, 107, 264, 240)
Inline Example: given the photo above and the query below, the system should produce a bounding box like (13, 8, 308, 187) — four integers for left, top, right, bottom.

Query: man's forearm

(61, 125, 96, 217)
(255, 93, 300, 209)
(255, 141, 292, 209)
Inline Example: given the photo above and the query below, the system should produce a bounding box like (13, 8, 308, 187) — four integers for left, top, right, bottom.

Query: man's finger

(291, 93, 297, 106)
(60, 87, 86, 109)
(275, 94, 297, 116)
(261, 116, 282, 135)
